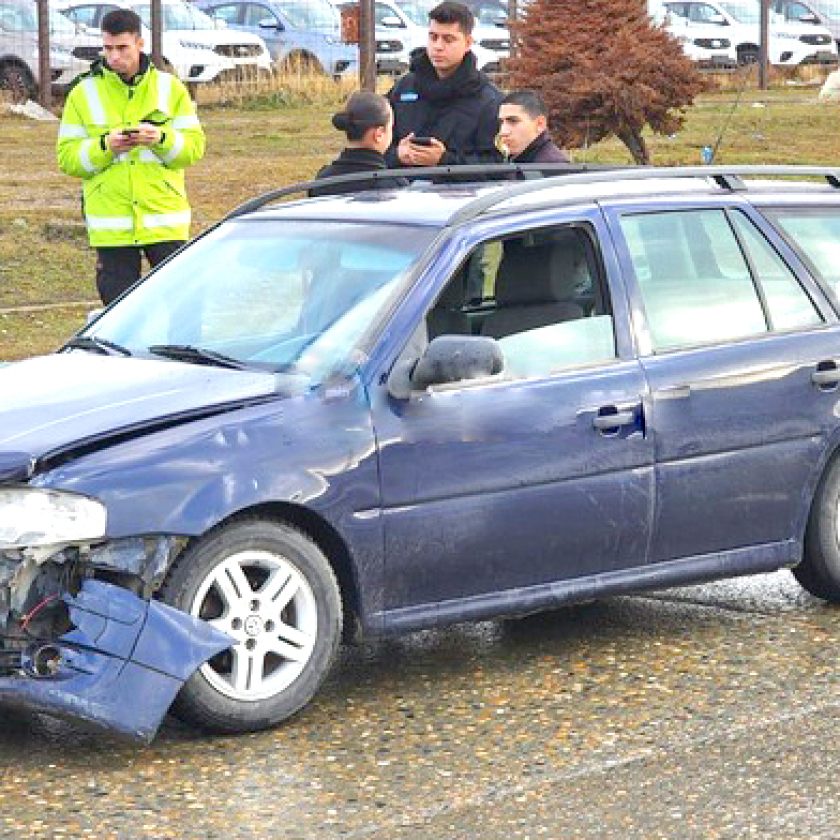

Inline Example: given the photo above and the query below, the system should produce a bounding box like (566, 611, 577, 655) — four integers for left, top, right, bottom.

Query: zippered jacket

(57, 56, 205, 248)
(386, 48, 502, 168)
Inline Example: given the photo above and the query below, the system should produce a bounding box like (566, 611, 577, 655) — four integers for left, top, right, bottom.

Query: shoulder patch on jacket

(399, 92, 419, 102)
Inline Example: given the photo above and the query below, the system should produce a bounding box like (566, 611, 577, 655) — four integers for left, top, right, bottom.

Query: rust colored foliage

(507, 0, 708, 163)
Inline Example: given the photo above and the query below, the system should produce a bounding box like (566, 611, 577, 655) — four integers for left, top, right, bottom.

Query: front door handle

(812, 362, 840, 388)
(592, 407, 638, 432)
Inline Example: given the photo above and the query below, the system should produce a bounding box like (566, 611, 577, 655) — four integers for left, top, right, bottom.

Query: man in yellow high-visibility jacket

(57, 8, 205, 305)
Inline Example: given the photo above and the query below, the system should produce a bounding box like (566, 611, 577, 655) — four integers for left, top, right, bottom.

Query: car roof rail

(222, 162, 621, 220)
(223, 163, 840, 223)
(448, 164, 840, 225)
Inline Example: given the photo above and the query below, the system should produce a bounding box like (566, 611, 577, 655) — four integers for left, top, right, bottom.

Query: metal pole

(36, 0, 51, 108)
(759, 0, 769, 90)
(359, 0, 376, 92)
(150, 0, 163, 68)
(508, 0, 518, 59)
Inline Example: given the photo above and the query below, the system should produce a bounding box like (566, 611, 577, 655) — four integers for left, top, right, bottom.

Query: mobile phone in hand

(411, 136, 434, 147)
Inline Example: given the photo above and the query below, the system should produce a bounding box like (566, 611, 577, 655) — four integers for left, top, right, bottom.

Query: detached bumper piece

(0, 580, 231, 743)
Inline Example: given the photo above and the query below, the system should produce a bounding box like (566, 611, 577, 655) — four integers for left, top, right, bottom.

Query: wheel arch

(797, 432, 840, 547)
(280, 49, 324, 74)
(171, 501, 364, 643)
(0, 57, 37, 89)
(736, 42, 760, 60)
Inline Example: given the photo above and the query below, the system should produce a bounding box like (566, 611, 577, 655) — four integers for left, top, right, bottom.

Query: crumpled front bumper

(0, 579, 231, 743)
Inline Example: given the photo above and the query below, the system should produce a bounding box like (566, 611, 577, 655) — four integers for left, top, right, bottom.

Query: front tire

(0, 63, 36, 103)
(794, 456, 840, 601)
(160, 518, 342, 733)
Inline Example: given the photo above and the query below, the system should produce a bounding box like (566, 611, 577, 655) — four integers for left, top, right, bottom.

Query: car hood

(166, 27, 266, 47)
(0, 353, 281, 469)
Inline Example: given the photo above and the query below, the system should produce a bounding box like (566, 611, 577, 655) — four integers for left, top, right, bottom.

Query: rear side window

(763, 208, 840, 303)
(728, 211, 822, 331)
(243, 3, 274, 25)
(620, 208, 822, 352)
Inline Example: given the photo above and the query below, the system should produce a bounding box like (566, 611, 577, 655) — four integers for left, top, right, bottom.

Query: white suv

(655, 8, 739, 66)
(658, 0, 837, 65)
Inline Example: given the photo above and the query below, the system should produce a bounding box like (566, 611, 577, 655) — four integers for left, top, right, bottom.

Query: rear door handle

(592, 406, 638, 432)
(812, 361, 840, 388)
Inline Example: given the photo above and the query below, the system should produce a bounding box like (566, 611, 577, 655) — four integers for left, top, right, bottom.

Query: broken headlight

(0, 488, 107, 549)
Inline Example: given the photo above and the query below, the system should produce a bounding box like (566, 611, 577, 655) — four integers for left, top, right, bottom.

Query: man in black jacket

(386, 1, 503, 169)
(498, 90, 570, 165)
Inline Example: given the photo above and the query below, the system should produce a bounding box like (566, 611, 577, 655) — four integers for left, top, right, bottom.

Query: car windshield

(274, 0, 338, 30)
(719, 2, 759, 22)
(0, 2, 77, 33)
(476, 8, 506, 25)
(397, 0, 434, 26)
(809, 0, 840, 20)
(82, 220, 437, 384)
(133, 2, 217, 30)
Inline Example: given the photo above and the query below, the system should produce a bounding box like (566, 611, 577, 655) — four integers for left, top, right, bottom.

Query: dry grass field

(2, 68, 840, 360)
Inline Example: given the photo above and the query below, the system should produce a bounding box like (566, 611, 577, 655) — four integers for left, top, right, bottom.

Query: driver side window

(425, 225, 617, 379)
(244, 3, 274, 26)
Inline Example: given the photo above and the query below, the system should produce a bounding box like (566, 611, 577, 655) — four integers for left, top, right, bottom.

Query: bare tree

(507, 0, 707, 164)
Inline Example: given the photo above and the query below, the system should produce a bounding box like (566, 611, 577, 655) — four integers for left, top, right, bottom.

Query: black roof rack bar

(448, 165, 840, 226)
(224, 163, 840, 224)
(223, 162, 620, 221)
(711, 173, 747, 191)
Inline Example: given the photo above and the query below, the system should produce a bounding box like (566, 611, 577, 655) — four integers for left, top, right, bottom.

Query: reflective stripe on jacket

(57, 59, 205, 248)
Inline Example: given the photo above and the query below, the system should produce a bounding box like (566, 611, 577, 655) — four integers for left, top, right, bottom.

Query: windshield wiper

(147, 344, 251, 370)
(63, 335, 132, 357)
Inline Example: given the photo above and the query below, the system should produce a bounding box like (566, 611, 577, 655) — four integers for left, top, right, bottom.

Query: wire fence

(1, 0, 831, 113)
(0, 0, 398, 109)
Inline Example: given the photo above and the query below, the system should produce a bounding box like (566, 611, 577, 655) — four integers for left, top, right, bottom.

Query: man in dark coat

(386, 1, 503, 169)
(498, 90, 571, 165)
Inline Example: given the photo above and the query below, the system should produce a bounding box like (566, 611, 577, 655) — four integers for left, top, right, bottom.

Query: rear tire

(279, 51, 325, 76)
(794, 456, 840, 601)
(160, 518, 342, 733)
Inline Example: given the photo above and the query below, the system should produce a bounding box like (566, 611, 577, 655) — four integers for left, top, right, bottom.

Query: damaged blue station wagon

(4, 165, 840, 742)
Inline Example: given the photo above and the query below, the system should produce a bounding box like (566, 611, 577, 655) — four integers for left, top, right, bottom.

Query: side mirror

(380, 14, 403, 27)
(258, 16, 282, 30)
(388, 335, 503, 399)
(799, 11, 819, 23)
(709, 12, 727, 24)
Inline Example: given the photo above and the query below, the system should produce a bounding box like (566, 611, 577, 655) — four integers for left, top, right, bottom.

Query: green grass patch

(0, 305, 90, 359)
(3, 81, 840, 362)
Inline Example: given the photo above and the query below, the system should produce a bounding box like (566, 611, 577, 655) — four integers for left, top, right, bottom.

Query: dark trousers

(95, 241, 185, 305)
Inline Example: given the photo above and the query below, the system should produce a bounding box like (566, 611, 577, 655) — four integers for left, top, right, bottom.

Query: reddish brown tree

(507, 0, 708, 164)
